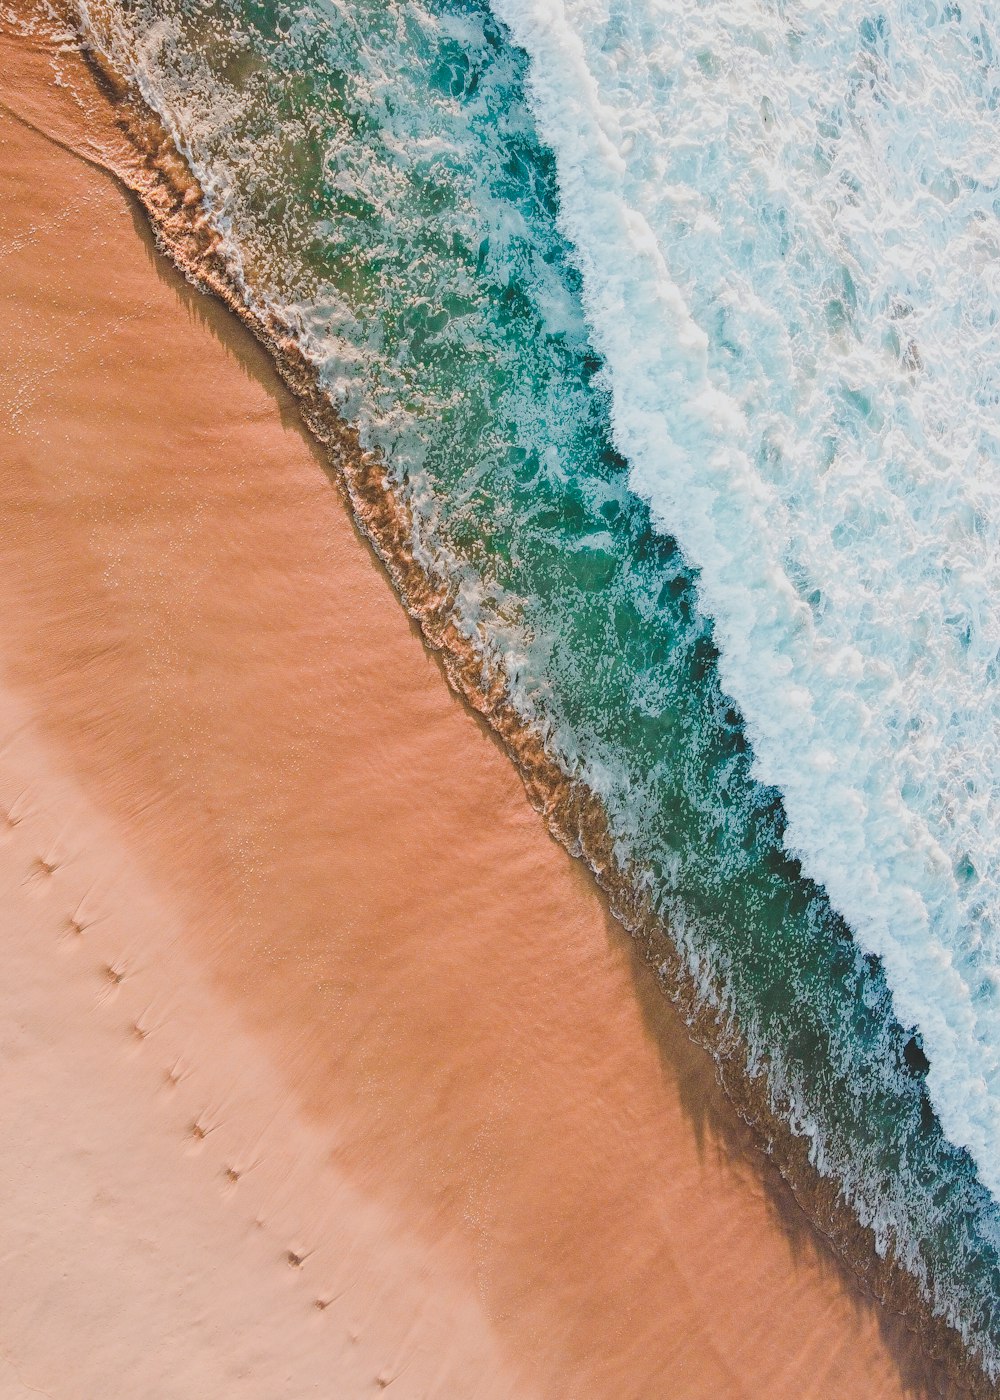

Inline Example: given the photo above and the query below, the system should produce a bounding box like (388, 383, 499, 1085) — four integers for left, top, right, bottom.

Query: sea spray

(78, 0, 1000, 1371)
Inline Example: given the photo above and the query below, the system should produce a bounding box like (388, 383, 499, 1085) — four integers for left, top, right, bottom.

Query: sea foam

(75, 0, 1000, 1360)
(490, 0, 1000, 1200)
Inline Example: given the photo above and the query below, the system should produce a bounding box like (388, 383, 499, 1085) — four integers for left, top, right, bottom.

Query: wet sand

(0, 14, 962, 1399)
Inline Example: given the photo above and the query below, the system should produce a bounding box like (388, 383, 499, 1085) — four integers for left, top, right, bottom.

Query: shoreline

(0, 5, 992, 1396)
(66, 11, 999, 1395)
(70, 28, 994, 1399)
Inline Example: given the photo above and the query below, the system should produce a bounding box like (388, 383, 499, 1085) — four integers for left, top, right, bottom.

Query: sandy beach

(0, 13, 965, 1398)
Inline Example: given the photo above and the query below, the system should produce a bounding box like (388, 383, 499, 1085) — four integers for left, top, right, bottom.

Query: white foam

(490, 0, 1000, 1198)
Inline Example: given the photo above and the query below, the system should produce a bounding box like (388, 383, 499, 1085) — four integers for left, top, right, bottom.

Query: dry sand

(0, 15, 962, 1398)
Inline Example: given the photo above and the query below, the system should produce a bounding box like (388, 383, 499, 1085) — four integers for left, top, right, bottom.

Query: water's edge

(31, 13, 994, 1394)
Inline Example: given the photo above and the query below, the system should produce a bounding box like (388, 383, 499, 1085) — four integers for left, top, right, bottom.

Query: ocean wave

(76, 0, 1000, 1373)
(492, 0, 1000, 1206)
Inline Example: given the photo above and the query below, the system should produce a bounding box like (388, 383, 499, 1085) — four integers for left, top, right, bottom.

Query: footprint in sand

(188, 1116, 217, 1144)
(0, 792, 29, 839)
(97, 960, 128, 1003)
(64, 894, 101, 942)
(164, 1058, 190, 1089)
(24, 852, 60, 891)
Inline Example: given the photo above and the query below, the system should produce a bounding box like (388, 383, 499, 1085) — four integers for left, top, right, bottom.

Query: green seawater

(85, 0, 1000, 1366)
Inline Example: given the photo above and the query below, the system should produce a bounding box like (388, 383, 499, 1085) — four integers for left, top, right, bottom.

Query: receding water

(82, 0, 1000, 1369)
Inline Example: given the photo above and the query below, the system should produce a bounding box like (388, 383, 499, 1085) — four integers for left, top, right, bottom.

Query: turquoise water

(82, 0, 1000, 1368)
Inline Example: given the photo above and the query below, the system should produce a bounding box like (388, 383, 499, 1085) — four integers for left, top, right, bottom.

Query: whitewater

(71, 0, 1000, 1368)
(493, 0, 1000, 1203)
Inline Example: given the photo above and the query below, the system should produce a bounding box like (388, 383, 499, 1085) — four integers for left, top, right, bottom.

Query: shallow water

(81, 0, 1000, 1370)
